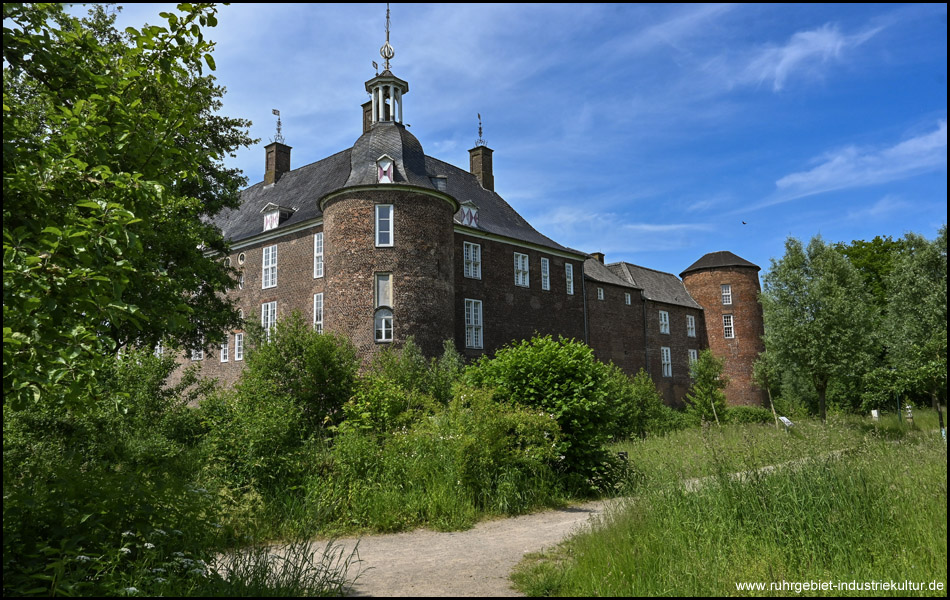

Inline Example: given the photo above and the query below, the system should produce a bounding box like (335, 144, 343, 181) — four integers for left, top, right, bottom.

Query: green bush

(242, 312, 359, 432)
(606, 367, 668, 440)
(465, 335, 618, 491)
(369, 338, 465, 404)
(340, 374, 440, 435)
(685, 349, 729, 425)
(724, 405, 775, 425)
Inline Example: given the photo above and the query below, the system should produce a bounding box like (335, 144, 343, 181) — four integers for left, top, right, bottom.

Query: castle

(191, 25, 767, 408)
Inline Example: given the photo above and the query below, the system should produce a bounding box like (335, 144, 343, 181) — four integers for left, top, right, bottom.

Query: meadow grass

(513, 412, 948, 596)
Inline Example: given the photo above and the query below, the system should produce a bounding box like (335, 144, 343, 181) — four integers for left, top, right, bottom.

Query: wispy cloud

(771, 120, 947, 202)
(740, 23, 882, 91)
(845, 194, 912, 221)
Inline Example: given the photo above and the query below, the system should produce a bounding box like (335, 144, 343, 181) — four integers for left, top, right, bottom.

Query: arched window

(375, 308, 393, 342)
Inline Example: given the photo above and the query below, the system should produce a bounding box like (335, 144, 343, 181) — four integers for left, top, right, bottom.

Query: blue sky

(105, 3, 946, 277)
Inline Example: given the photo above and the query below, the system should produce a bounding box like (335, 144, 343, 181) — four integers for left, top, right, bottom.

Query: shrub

(606, 367, 668, 440)
(465, 335, 617, 491)
(724, 405, 775, 425)
(242, 312, 359, 432)
(685, 349, 729, 425)
(340, 374, 440, 435)
(369, 338, 465, 404)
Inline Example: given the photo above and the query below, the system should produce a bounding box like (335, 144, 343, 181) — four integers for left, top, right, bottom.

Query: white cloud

(773, 120, 947, 201)
(845, 194, 912, 221)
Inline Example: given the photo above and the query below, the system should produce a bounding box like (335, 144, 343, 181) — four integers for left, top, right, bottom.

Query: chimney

(591, 252, 605, 264)
(362, 100, 373, 134)
(264, 142, 291, 185)
(468, 145, 494, 191)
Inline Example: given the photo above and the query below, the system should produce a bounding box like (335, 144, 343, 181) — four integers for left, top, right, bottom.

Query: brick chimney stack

(362, 100, 373, 134)
(468, 145, 494, 191)
(591, 252, 605, 264)
(264, 142, 291, 185)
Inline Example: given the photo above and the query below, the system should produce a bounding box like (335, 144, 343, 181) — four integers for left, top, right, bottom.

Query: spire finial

(475, 113, 486, 147)
(380, 3, 394, 71)
(272, 109, 285, 144)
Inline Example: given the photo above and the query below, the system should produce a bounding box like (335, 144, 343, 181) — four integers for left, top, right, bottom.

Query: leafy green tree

(685, 349, 728, 425)
(884, 226, 947, 419)
(760, 236, 875, 421)
(833, 235, 907, 316)
(3, 4, 254, 409)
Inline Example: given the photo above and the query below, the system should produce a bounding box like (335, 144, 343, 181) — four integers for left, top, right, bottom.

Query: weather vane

(380, 3, 394, 71)
(272, 109, 284, 144)
(475, 113, 486, 147)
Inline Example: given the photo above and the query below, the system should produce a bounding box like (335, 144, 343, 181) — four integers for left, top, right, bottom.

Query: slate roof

(212, 123, 583, 257)
(680, 250, 759, 277)
(584, 258, 641, 289)
(607, 262, 703, 309)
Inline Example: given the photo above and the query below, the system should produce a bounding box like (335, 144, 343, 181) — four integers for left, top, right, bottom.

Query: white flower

(75, 555, 92, 563)
(172, 552, 184, 558)
(123, 587, 139, 594)
(144, 543, 155, 549)
(119, 548, 132, 555)
(122, 531, 135, 537)
(189, 568, 206, 576)
(152, 529, 167, 536)
(151, 567, 165, 574)
(155, 577, 168, 584)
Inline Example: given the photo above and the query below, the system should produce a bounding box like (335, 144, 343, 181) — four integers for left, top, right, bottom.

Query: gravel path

(337, 499, 619, 597)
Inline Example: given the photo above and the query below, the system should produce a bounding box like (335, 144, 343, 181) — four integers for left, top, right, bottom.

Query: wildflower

(155, 577, 168, 584)
(144, 543, 155, 549)
(120, 548, 132, 555)
(152, 529, 167, 536)
(190, 568, 206, 576)
(151, 567, 166, 574)
(122, 531, 135, 537)
(122, 587, 139, 595)
(75, 555, 93, 563)
(172, 552, 184, 558)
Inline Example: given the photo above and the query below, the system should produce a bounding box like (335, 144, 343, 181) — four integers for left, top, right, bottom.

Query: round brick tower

(320, 67, 457, 364)
(681, 251, 768, 407)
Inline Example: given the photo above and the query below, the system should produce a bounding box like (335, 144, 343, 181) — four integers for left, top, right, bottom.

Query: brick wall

(584, 281, 646, 375)
(454, 233, 586, 361)
(682, 266, 767, 407)
(324, 189, 455, 363)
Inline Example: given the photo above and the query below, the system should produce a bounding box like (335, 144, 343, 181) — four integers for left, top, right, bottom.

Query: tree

(760, 236, 875, 421)
(833, 235, 907, 316)
(884, 226, 947, 424)
(3, 4, 254, 409)
(685, 349, 728, 426)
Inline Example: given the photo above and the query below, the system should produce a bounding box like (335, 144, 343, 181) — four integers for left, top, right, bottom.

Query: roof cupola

(366, 5, 408, 126)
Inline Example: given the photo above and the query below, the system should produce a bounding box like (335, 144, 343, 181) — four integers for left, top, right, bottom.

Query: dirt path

(337, 499, 619, 597)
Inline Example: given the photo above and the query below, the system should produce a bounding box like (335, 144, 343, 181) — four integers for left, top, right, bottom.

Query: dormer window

(459, 200, 479, 228)
(261, 202, 295, 232)
(430, 176, 447, 192)
(263, 210, 280, 231)
(377, 155, 394, 184)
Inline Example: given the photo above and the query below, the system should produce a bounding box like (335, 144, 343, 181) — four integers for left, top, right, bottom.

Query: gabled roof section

(680, 250, 759, 277)
(584, 258, 641, 289)
(425, 156, 584, 256)
(211, 149, 351, 243)
(608, 262, 702, 309)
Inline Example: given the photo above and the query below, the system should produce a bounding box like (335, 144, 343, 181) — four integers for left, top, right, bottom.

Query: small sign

(779, 416, 794, 432)
(871, 409, 880, 421)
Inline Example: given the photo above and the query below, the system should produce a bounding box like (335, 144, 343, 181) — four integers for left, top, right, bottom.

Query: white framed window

(220, 340, 229, 363)
(313, 232, 324, 278)
(597, 287, 604, 301)
(566, 263, 574, 295)
(375, 308, 393, 342)
(721, 284, 733, 305)
(463, 242, 481, 279)
(313, 293, 324, 333)
(625, 292, 631, 305)
(661, 346, 672, 378)
(262, 245, 277, 289)
(263, 209, 279, 232)
(262, 301, 277, 342)
(238, 273, 245, 290)
(514, 252, 529, 287)
(376, 204, 393, 247)
(541, 257, 550, 291)
(465, 299, 483, 349)
(687, 314, 696, 338)
(238, 252, 246, 265)
(723, 314, 735, 339)
(235, 333, 244, 361)
(688, 348, 699, 366)
(659, 310, 670, 334)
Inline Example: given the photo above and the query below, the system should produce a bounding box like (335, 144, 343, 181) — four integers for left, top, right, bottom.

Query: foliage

(3, 3, 254, 409)
(465, 335, 619, 491)
(760, 236, 876, 420)
(369, 338, 465, 404)
(242, 311, 359, 432)
(833, 235, 907, 315)
(605, 367, 668, 440)
(340, 375, 440, 435)
(723, 405, 774, 425)
(305, 386, 563, 533)
(883, 226, 947, 413)
(2, 350, 222, 597)
(684, 349, 729, 425)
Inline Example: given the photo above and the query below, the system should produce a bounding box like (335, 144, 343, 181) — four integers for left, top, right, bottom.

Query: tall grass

(514, 416, 947, 596)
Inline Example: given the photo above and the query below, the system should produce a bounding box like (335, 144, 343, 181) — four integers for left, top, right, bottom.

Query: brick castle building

(188, 31, 768, 408)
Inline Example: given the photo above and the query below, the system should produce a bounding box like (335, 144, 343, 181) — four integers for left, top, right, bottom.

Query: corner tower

(319, 8, 458, 362)
(681, 251, 768, 407)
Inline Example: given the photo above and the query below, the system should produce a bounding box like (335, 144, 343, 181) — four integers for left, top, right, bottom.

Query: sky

(98, 3, 946, 278)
